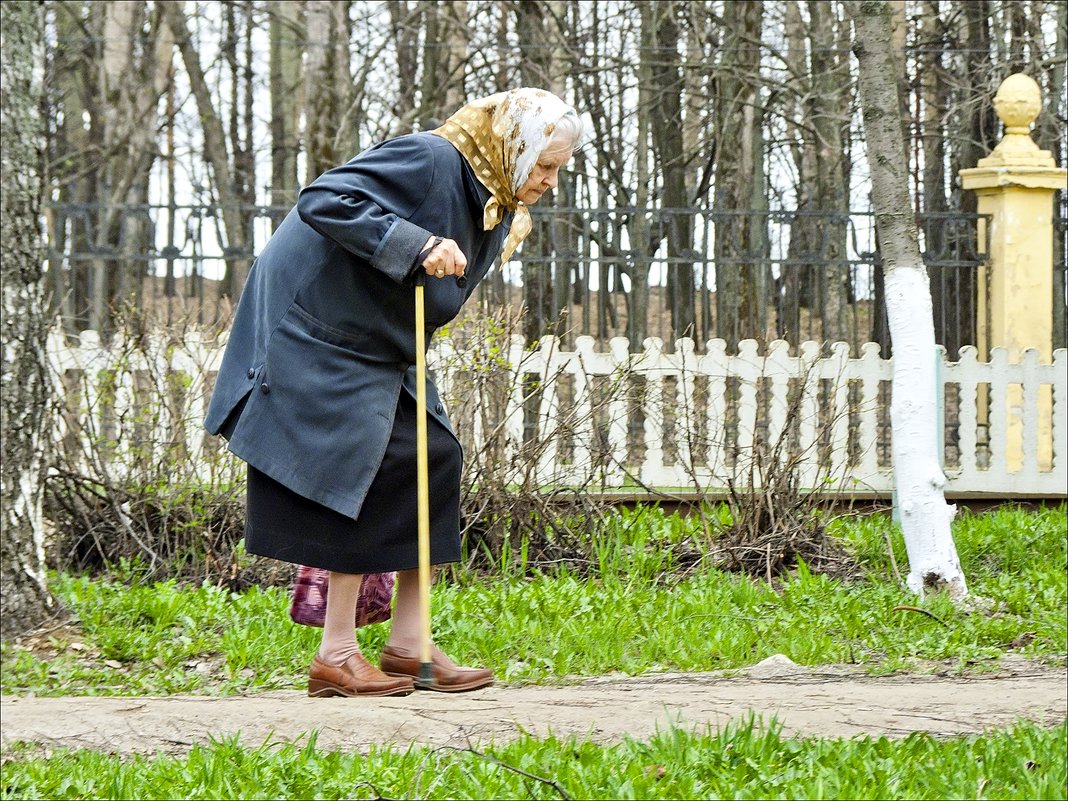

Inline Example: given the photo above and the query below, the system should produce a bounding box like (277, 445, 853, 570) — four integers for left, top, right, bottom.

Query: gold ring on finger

(436, 268, 445, 277)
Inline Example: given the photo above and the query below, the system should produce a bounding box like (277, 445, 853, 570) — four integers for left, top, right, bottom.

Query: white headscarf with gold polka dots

(433, 88, 579, 264)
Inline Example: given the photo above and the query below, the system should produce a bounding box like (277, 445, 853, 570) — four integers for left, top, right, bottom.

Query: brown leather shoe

(308, 653, 415, 697)
(379, 644, 494, 692)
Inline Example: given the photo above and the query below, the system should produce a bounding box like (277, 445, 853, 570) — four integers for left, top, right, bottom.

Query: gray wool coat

(204, 132, 510, 519)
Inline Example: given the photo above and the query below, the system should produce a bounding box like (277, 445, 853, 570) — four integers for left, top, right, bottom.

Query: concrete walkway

(3, 657, 1065, 755)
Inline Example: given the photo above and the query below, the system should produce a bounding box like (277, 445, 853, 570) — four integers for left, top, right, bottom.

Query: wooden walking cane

(413, 270, 435, 690)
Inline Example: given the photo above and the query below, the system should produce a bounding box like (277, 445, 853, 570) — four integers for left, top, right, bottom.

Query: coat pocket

(288, 302, 379, 356)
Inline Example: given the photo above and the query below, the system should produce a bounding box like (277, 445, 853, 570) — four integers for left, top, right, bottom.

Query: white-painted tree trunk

(850, 0, 967, 597)
(882, 268, 965, 595)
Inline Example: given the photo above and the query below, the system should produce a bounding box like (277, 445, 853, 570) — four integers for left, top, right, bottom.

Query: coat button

(260, 382, 270, 394)
(247, 368, 255, 379)
(435, 403, 444, 414)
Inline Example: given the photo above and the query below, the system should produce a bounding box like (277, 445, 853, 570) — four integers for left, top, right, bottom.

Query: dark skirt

(244, 389, 463, 574)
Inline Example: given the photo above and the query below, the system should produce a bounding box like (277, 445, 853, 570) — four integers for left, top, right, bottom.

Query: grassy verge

(1, 506, 1064, 695)
(3, 719, 1064, 800)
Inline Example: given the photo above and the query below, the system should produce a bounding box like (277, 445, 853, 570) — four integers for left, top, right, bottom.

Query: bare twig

(435, 734, 573, 801)
(884, 527, 904, 586)
(892, 605, 950, 627)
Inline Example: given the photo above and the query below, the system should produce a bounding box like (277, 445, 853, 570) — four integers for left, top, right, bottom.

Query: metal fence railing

(45, 202, 997, 354)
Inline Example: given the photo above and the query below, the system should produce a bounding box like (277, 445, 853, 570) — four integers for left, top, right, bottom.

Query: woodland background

(43, 0, 1065, 355)
(3, 0, 1065, 637)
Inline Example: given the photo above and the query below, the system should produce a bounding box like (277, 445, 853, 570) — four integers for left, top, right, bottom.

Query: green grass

(1, 506, 1064, 801)
(3, 719, 1065, 800)
(2, 506, 1064, 695)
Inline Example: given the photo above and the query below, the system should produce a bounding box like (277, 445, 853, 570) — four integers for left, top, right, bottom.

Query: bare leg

(318, 571, 363, 665)
(385, 567, 429, 655)
(379, 566, 493, 690)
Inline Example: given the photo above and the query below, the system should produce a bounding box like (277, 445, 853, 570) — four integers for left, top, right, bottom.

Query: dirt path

(3, 656, 1065, 756)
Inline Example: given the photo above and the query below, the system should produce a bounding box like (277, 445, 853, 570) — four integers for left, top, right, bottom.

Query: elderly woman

(205, 89, 582, 697)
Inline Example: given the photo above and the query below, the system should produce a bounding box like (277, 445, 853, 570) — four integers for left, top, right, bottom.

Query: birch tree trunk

(86, 1, 173, 330)
(388, 0, 421, 133)
(269, 0, 303, 219)
(418, 1, 468, 126)
(517, 0, 561, 344)
(947, 0, 996, 352)
(1, 0, 58, 638)
(304, 0, 351, 181)
(808, 0, 849, 347)
(869, 0, 911, 353)
(90, 0, 140, 332)
(683, 1, 713, 342)
(49, 0, 95, 332)
(441, 0, 468, 113)
(921, 1, 954, 353)
(1037, 0, 1065, 350)
(850, 0, 966, 597)
(649, 1, 696, 344)
(780, 0, 812, 344)
(164, 2, 249, 299)
(543, 0, 578, 346)
(713, 0, 766, 348)
(627, 2, 655, 350)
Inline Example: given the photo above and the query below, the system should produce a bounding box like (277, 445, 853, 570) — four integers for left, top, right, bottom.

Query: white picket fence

(47, 327, 1067, 499)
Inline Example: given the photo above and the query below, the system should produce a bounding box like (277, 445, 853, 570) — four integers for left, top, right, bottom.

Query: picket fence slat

(855, 342, 885, 491)
(797, 341, 822, 491)
(47, 329, 1067, 499)
(830, 342, 852, 481)
(705, 340, 728, 482)
(1054, 350, 1068, 480)
(952, 346, 980, 478)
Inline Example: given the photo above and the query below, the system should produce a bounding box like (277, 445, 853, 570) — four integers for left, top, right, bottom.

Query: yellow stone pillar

(960, 73, 1067, 471)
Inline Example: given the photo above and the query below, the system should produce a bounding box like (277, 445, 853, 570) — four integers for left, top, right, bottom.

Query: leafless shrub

(714, 356, 858, 580)
(613, 340, 862, 582)
(441, 306, 620, 574)
(441, 315, 862, 581)
(43, 311, 286, 589)
(43, 306, 863, 587)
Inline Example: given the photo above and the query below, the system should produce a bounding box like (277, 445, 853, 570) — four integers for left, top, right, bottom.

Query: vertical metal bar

(166, 78, 177, 326)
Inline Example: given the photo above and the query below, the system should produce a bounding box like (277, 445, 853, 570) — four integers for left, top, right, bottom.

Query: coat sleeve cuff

(371, 217, 433, 283)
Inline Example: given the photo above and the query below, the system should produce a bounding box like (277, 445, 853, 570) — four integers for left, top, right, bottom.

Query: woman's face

(515, 143, 573, 205)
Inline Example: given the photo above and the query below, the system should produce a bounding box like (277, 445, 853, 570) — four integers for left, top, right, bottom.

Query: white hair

(503, 89, 584, 191)
(547, 112, 584, 152)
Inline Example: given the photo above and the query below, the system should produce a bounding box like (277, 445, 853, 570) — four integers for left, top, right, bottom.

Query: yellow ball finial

(993, 73, 1042, 135)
